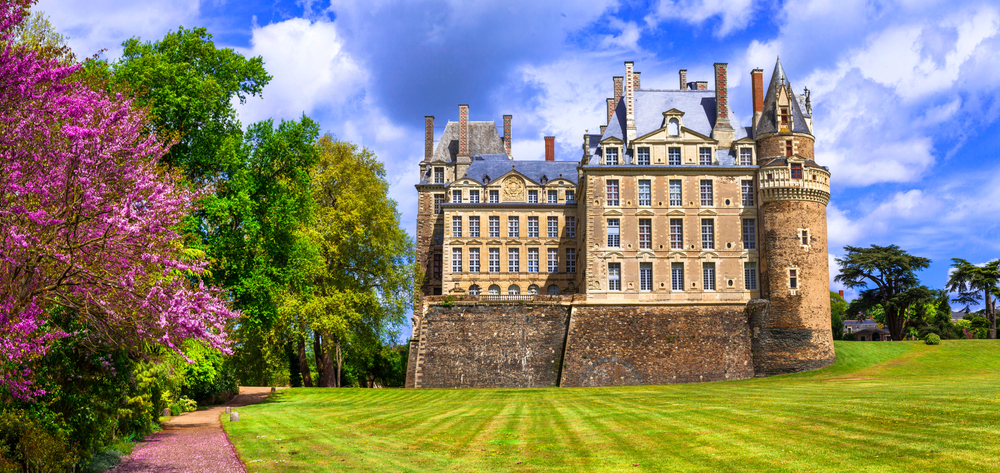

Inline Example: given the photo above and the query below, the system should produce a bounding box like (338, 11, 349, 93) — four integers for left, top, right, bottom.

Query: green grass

(224, 341, 1000, 472)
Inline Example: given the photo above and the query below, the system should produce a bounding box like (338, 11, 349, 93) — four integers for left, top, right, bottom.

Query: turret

(751, 58, 834, 375)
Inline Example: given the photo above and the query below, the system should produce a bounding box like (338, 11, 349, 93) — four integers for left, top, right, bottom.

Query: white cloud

(646, 0, 755, 37)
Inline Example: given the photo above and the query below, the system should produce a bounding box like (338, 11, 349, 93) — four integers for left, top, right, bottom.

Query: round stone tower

(751, 59, 835, 375)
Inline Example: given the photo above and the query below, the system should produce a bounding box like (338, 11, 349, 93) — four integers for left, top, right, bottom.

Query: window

(608, 263, 621, 291)
(640, 262, 653, 291)
(566, 190, 575, 204)
(605, 147, 619, 165)
(785, 140, 793, 157)
(606, 180, 619, 206)
(488, 216, 500, 238)
(527, 248, 539, 273)
(671, 263, 684, 291)
(433, 224, 443, 245)
(669, 180, 682, 206)
(547, 284, 560, 295)
(801, 229, 810, 246)
(791, 163, 803, 179)
(566, 248, 576, 273)
(508, 285, 520, 295)
(638, 180, 651, 206)
(789, 269, 798, 289)
(637, 147, 650, 166)
(701, 219, 715, 249)
(670, 219, 683, 249)
(548, 217, 559, 238)
(489, 190, 499, 203)
(469, 216, 480, 238)
(607, 219, 620, 247)
(700, 180, 713, 206)
(740, 148, 753, 166)
(508, 216, 520, 238)
(489, 248, 500, 272)
(703, 262, 716, 291)
(488, 284, 500, 295)
(528, 190, 538, 203)
(548, 190, 558, 204)
(508, 248, 519, 272)
(638, 219, 652, 249)
(743, 219, 756, 250)
(469, 190, 480, 203)
(565, 216, 576, 238)
(548, 248, 558, 272)
(527, 217, 538, 238)
(699, 147, 712, 166)
(668, 147, 681, 165)
(452, 216, 462, 238)
(434, 167, 444, 184)
(744, 262, 757, 290)
(781, 108, 789, 126)
(452, 248, 462, 273)
(434, 194, 444, 214)
(452, 189, 462, 203)
(528, 285, 539, 295)
(742, 180, 755, 207)
(668, 118, 680, 135)
(469, 284, 480, 295)
(469, 248, 480, 273)
(433, 253, 442, 280)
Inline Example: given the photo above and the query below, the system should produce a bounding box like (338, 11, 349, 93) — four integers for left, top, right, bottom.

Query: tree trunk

(313, 331, 326, 385)
(887, 308, 906, 342)
(317, 332, 336, 387)
(298, 336, 313, 388)
(335, 340, 343, 388)
(988, 291, 997, 340)
(286, 341, 302, 387)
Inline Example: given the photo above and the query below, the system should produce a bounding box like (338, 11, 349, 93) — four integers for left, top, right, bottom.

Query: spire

(755, 57, 812, 137)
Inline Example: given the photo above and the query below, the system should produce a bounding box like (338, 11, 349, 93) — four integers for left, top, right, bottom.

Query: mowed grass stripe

(226, 340, 1000, 472)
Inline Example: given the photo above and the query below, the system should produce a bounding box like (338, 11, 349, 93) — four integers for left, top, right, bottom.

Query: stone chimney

(633, 71, 641, 90)
(545, 136, 555, 161)
(600, 125, 607, 134)
(424, 116, 434, 161)
(503, 114, 512, 158)
(625, 61, 635, 141)
(458, 104, 470, 159)
(613, 76, 623, 110)
(751, 68, 764, 135)
(606, 98, 615, 124)
(711, 63, 734, 148)
(679, 69, 687, 90)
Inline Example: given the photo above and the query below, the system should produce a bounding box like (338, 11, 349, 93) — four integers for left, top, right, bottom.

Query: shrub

(0, 409, 78, 472)
(842, 333, 857, 341)
(925, 334, 941, 345)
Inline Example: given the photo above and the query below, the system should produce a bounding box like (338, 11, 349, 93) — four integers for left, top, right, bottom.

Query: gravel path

(113, 387, 278, 473)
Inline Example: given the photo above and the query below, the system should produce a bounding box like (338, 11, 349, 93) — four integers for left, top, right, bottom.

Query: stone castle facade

(406, 59, 834, 389)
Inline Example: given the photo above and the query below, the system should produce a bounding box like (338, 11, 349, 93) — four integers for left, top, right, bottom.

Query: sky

(36, 0, 1000, 333)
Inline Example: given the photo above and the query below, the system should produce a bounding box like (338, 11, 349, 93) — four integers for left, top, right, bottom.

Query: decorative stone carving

(588, 278, 601, 290)
(502, 176, 525, 201)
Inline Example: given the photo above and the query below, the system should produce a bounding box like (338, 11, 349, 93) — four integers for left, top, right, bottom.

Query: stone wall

(757, 134, 814, 163)
(559, 304, 754, 387)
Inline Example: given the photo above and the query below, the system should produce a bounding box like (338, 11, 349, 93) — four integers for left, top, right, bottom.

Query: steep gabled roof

(755, 59, 812, 136)
(431, 121, 506, 162)
(459, 157, 579, 186)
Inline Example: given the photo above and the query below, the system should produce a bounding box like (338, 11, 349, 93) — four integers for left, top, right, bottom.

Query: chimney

(503, 114, 512, 158)
(544, 136, 555, 161)
(458, 104, 470, 159)
(613, 76, 623, 111)
(679, 69, 687, 90)
(633, 71, 641, 90)
(839, 290, 845, 299)
(424, 116, 434, 161)
(751, 68, 764, 134)
(606, 98, 615, 124)
(600, 125, 607, 134)
(711, 63, 734, 147)
(582, 133, 591, 164)
(625, 61, 635, 141)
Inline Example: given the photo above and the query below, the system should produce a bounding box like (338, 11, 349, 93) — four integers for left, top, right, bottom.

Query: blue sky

(37, 0, 1000, 328)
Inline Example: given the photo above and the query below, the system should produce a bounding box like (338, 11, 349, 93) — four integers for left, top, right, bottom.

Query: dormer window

(434, 167, 444, 184)
(668, 118, 680, 135)
(780, 107, 789, 126)
(605, 147, 619, 165)
(791, 163, 803, 179)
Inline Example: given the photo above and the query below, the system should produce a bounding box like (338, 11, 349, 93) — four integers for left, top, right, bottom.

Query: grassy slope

(225, 341, 1000, 472)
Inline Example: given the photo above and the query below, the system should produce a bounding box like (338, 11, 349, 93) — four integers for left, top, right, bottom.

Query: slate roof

(755, 59, 812, 136)
(459, 157, 579, 186)
(430, 121, 506, 163)
(601, 89, 748, 146)
(760, 157, 827, 169)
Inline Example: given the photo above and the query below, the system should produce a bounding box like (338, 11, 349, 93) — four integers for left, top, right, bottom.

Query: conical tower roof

(756, 58, 811, 136)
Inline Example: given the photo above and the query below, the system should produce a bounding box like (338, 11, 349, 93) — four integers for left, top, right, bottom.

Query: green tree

(946, 259, 1000, 339)
(835, 245, 934, 341)
(830, 291, 847, 340)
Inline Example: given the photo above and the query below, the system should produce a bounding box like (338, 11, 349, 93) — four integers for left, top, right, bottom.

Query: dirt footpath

(113, 387, 278, 473)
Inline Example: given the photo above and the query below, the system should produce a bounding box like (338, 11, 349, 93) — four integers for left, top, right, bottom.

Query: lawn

(224, 340, 1000, 472)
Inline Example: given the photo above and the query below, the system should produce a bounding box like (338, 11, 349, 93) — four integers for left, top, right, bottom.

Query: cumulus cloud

(645, 0, 755, 37)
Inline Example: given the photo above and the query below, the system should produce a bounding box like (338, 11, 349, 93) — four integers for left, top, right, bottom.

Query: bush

(0, 409, 78, 472)
(842, 333, 857, 341)
(925, 333, 941, 345)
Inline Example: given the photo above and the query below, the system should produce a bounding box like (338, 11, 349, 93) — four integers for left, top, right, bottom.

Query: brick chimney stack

(545, 136, 555, 161)
(424, 116, 434, 161)
(503, 114, 512, 158)
(613, 76, 623, 110)
(458, 104, 469, 157)
(839, 290, 845, 299)
(711, 63, 734, 148)
(606, 98, 615, 124)
(633, 71, 641, 90)
(625, 61, 635, 141)
(679, 69, 687, 90)
(751, 68, 764, 135)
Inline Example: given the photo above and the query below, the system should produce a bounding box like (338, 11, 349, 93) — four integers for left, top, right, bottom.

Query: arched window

(508, 285, 520, 295)
(528, 284, 539, 295)
(488, 284, 501, 295)
(547, 284, 560, 295)
(469, 285, 481, 295)
(668, 118, 680, 135)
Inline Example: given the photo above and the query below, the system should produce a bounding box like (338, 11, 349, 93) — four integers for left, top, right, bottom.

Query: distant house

(952, 311, 968, 324)
(843, 320, 891, 341)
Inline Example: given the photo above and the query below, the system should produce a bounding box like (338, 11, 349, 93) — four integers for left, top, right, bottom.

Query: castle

(406, 59, 834, 389)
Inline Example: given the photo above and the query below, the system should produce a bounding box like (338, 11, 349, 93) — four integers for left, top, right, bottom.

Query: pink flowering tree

(0, 0, 237, 400)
